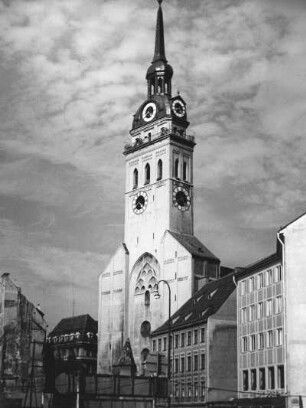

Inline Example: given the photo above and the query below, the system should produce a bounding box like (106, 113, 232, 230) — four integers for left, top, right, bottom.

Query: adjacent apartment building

(236, 212, 306, 408)
(0, 273, 47, 402)
(151, 273, 237, 405)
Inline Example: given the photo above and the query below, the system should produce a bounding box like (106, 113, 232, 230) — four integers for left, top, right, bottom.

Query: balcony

(124, 128, 195, 154)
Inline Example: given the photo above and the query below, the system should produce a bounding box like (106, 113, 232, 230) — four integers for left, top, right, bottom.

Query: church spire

(145, 0, 173, 99)
(153, 0, 166, 63)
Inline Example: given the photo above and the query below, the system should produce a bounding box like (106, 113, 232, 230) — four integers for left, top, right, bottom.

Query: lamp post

(154, 279, 171, 408)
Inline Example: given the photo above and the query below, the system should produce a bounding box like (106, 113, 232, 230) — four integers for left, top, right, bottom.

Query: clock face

(142, 102, 157, 122)
(173, 186, 191, 211)
(172, 100, 186, 118)
(132, 191, 148, 214)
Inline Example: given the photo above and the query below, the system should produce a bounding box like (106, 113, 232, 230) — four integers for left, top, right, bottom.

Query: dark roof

(49, 314, 97, 337)
(168, 231, 219, 261)
(236, 252, 281, 281)
(151, 274, 236, 335)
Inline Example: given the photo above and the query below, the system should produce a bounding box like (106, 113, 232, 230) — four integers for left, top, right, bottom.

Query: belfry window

(183, 161, 188, 181)
(133, 168, 138, 189)
(144, 163, 150, 185)
(174, 158, 179, 179)
(157, 159, 163, 180)
(158, 78, 162, 93)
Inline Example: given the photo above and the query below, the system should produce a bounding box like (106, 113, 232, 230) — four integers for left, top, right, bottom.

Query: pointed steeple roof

(153, 0, 167, 63)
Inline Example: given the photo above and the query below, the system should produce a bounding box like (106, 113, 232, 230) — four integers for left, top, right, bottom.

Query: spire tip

(157, 0, 163, 5)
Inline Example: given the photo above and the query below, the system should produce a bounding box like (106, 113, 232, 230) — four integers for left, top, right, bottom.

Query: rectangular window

(241, 307, 247, 323)
(200, 381, 205, 401)
(268, 366, 275, 389)
(259, 368, 266, 390)
(158, 339, 162, 351)
(194, 354, 198, 371)
(194, 329, 198, 345)
(258, 273, 264, 289)
(249, 277, 255, 292)
(200, 327, 205, 343)
(187, 331, 191, 346)
(175, 383, 179, 397)
(201, 353, 206, 370)
(175, 334, 179, 349)
(250, 334, 256, 351)
(187, 383, 192, 398)
(187, 356, 191, 372)
(267, 330, 273, 348)
(251, 369, 257, 390)
(258, 332, 264, 349)
(277, 365, 285, 389)
(153, 340, 156, 352)
(249, 305, 256, 321)
(175, 358, 179, 373)
(258, 302, 263, 319)
(266, 269, 273, 286)
(241, 280, 246, 295)
(266, 299, 273, 316)
(243, 370, 249, 391)
(163, 337, 167, 351)
(275, 266, 282, 282)
(181, 356, 185, 372)
(181, 333, 185, 347)
(275, 296, 282, 314)
(276, 328, 283, 346)
(242, 336, 248, 353)
(194, 382, 198, 398)
(181, 384, 185, 398)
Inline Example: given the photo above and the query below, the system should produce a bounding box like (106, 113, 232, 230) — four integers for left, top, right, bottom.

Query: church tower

(98, 0, 220, 374)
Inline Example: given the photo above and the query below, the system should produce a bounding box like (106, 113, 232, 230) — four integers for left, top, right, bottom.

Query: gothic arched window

(145, 163, 150, 185)
(174, 158, 179, 179)
(145, 290, 150, 307)
(157, 159, 163, 181)
(133, 168, 138, 189)
(183, 161, 187, 181)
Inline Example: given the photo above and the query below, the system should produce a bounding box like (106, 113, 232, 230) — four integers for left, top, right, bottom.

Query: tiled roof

(49, 314, 97, 337)
(168, 231, 219, 261)
(151, 274, 236, 335)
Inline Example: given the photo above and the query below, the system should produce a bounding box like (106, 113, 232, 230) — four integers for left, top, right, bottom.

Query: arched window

(183, 161, 187, 181)
(133, 168, 138, 189)
(174, 158, 179, 179)
(165, 82, 168, 94)
(145, 163, 150, 185)
(157, 159, 163, 180)
(145, 290, 150, 307)
(158, 78, 162, 93)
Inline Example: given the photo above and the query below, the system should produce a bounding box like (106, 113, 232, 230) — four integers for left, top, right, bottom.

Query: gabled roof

(168, 231, 219, 261)
(278, 210, 306, 232)
(49, 314, 97, 337)
(236, 252, 281, 281)
(151, 274, 235, 335)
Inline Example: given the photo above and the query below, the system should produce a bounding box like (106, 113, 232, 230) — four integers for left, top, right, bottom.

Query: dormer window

(144, 163, 150, 185)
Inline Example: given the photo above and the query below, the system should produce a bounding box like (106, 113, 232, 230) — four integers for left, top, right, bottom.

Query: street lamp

(154, 279, 171, 408)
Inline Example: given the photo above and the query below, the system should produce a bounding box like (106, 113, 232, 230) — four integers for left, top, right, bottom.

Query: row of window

(241, 266, 282, 295)
(173, 353, 206, 373)
(241, 328, 283, 353)
(242, 365, 284, 391)
(132, 158, 189, 189)
(152, 328, 205, 353)
(241, 296, 282, 323)
(174, 381, 206, 401)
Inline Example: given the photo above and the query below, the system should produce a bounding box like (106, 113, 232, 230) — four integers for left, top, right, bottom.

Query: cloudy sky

(1, 0, 306, 330)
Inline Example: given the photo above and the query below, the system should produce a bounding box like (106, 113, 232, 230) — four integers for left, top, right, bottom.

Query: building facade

(0, 272, 47, 402)
(236, 212, 306, 408)
(98, 0, 220, 374)
(151, 274, 237, 405)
